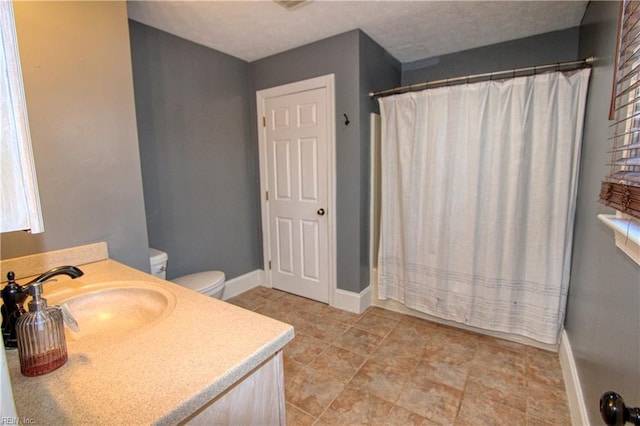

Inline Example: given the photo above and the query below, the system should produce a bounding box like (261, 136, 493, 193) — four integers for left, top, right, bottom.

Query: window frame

(600, 0, 640, 265)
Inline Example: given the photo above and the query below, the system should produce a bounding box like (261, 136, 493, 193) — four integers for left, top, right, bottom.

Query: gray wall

(129, 26, 400, 292)
(251, 30, 363, 293)
(566, 1, 640, 423)
(251, 30, 400, 293)
(402, 27, 580, 85)
(0, 1, 150, 272)
(129, 21, 259, 280)
(358, 33, 401, 288)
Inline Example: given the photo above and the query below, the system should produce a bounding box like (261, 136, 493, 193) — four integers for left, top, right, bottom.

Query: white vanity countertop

(4, 259, 294, 425)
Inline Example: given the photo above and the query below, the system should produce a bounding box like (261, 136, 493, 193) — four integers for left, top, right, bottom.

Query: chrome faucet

(1, 265, 84, 348)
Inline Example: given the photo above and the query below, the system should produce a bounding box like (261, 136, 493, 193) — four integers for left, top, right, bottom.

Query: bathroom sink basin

(50, 281, 176, 341)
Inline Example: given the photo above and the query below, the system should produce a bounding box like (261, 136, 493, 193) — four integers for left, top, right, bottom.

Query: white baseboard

(222, 269, 264, 300)
(225, 270, 372, 315)
(331, 286, 371, 314)
(560, 329, 590, 426)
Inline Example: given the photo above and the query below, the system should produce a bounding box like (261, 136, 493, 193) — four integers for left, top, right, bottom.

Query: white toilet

(149, 248, 226, 300)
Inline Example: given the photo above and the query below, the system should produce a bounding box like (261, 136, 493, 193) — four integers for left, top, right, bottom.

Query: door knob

(600, 391, 640, 425)
(317, 208, 325, 216)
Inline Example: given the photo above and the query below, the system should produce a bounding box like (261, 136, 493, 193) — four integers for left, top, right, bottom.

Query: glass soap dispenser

(15, 282, 68, 376)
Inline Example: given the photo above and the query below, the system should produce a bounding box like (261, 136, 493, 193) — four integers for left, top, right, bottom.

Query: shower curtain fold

(377, 69, 590, 345)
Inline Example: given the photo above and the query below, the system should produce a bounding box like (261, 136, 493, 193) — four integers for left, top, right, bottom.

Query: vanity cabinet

(183, 352, 286, 425)
(4, 254, 294, 425)
(0, 2, 43, 234)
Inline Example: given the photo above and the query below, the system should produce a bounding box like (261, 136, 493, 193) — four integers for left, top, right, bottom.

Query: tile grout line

(312, 316, 400, 424)
(377, 320, 433, 425)
(451, 340, 477, 424)
(230, 287, 570, 425)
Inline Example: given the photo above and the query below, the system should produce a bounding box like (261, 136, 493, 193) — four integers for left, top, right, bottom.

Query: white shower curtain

(377, 69, 590, 345)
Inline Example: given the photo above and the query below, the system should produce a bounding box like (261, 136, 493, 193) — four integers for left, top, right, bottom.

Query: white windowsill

(598, 213, 640, 266)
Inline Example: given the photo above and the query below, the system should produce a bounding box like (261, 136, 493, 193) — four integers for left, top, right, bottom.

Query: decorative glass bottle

(15, 282, 67, 377)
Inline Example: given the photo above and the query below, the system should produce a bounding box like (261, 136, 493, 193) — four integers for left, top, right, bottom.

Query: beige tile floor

(227, 287, 571, 426)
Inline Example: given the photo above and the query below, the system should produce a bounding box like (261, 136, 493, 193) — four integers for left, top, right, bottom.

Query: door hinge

(263, 116, 266, 127)
(265, 191, 269, 201)
(268, 260, 272, 270)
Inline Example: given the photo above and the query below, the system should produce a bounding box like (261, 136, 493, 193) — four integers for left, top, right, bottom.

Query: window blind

(600, 0, 640, 219)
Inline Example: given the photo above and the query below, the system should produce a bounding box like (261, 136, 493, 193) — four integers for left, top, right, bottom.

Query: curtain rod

(369, 56, 595, 99)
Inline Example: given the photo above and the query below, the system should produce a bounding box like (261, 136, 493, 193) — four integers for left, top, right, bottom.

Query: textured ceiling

(127, 1, 588, 64)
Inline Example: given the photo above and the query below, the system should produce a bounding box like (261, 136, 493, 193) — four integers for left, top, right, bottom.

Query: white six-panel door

(257, 76, 334, 304)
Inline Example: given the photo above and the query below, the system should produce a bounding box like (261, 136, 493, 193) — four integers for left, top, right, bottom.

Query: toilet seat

(172, 271, 225, 294)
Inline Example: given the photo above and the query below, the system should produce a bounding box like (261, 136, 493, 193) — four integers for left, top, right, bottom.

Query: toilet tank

(149, 248, 168, 280)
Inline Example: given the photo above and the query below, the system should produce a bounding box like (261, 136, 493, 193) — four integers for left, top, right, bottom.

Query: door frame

(256, 74, 336, 305)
